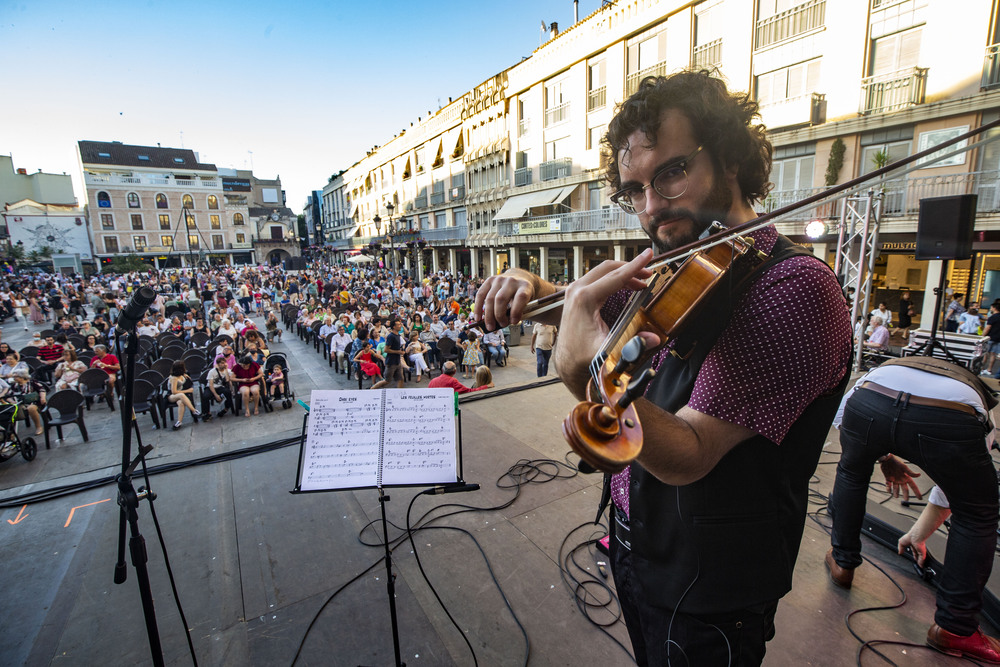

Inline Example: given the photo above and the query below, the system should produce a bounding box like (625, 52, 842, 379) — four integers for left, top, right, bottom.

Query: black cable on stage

(807, 478, 965, 666)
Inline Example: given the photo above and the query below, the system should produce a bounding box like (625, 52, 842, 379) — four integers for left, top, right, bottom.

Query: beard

(644, 169, 734, 254)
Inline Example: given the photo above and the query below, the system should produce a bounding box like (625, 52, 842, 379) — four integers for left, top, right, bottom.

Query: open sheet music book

(295, 388, 458, 491)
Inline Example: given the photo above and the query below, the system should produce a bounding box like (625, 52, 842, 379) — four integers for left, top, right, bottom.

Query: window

(101, 213, 114, 229)
(233, 213, 244, 225)
(133, 236, 147, 251)
(98, 152, 111, 158)
(210, 215, 221, 229)
(235, 232, 246, 244)
(756, 59, 821, 105)
(173, 157, 185, 164)
(182, 194, 194, 208)
(870, 27, 922, 76)
(588, 60, 607, 111)
(159, 214, 170, 229)
(212, 234, 224, 250)
(435, 212, 446, 228)
(97, 191, 111, 208)
(861, 140, 910, 175)
(588, 125, 607, 151)
(104, 237, 119, 253)
(588, 181, 604, 210)
(138, 155, 150, 161)
(544, 78, 569, 126)
(186, 214, 196, 229)
(127, 192, 140, 208)
(131, 214, 143, 230)
(772, 155, 815, 191)
(207, 195, 218, 209)
(188, 235, 200, 249)
(161, 235, 174, 247)
(155, 193, 168, 209)
(545, 136, 571, 160)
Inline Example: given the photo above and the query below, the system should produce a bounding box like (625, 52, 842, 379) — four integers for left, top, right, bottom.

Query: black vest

(610, 235, 851, 614)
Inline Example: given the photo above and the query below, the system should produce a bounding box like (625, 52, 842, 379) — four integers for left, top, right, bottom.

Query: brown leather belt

(860, 381, 977, 416)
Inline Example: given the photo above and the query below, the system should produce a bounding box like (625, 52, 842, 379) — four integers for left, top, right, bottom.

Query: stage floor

(0, 324, 995, 666)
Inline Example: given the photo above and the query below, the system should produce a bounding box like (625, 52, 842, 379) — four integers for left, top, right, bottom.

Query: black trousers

(829, 387, 998, 635)
(610, 511, 777, 666)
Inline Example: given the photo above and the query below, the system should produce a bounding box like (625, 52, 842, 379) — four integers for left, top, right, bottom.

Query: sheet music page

(298, 390, 382, 490)
(381, 388, 457, 486)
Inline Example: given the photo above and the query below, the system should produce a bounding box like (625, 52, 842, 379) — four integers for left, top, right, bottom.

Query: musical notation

(297, 388, 458, 491)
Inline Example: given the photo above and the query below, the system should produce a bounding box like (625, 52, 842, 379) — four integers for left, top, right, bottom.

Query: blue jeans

(535, 348, 551, 377)
(487, 343, 506, 365)
(829, 387, 997, 635)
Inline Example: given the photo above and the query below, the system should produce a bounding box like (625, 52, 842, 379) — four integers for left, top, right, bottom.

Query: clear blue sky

(0, 0, 593, 212)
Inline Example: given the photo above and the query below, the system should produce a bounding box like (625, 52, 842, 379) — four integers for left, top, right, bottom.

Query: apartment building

(78, 142, 299, 267)
(326, 0, 1000, 313)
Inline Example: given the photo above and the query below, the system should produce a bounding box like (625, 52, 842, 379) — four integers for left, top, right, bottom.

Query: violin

(470, 119, 1000, 473)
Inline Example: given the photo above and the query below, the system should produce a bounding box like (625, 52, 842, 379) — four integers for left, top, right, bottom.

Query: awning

(346, 254, 374, 264)
(493, 184, 577, 221)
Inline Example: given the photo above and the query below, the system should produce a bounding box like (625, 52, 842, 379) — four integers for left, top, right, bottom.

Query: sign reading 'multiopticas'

(514, 219, 561, 235)
(222, 178, 251, 192)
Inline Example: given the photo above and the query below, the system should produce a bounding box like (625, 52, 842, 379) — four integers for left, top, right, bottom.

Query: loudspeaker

(915, 194, 977, 260)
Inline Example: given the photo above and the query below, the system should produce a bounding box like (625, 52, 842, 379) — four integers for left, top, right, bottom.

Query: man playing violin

(475, 70, 853, 665)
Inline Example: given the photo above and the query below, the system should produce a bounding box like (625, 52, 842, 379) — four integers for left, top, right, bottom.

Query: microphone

(115, 287, 156, 335)
(428, 483, 480, 495)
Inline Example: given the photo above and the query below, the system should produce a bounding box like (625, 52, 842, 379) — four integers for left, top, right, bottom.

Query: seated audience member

(232, 355, 263, 417)
(90, 344, 121, 386)
(427, 361, 492, 394)
(472, 365, 494, 390)
(9, 368, 46, 435)
(206, 358, 235, 417)
(864, 316, 890, 351)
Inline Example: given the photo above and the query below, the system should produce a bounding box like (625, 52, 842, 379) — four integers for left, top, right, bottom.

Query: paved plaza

(0, 311, 984, 666)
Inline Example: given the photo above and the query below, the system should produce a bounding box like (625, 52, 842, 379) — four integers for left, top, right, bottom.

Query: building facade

(323, 0, 1000, 318)
(78, 142, 298, 268)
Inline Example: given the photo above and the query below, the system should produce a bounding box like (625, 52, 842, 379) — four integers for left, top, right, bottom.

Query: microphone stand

(378, 486, 405, 667)
(112, 322, 165, 667)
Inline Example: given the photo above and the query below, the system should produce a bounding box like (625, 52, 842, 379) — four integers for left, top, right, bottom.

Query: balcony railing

(84, 173, 220, 189)
(625, 61, 668, 96)
(984, 44, 1000, 90)
(515, 167, 533, 187)
(544, 102, 570, 127)
(587, 87, 606, 112)
(414, 195, 428, 209)
(692, 38, 723, 69)
(762, 170, 1000, 222)
(450, 185, 466, 200)
(518, 118, 531, 137)
(497, 208, 640, 237)
(540, 158, 572, 182)
(420, 225, 468, 242)
(430, 191, 446, 206)
(755, 0, 825, 50)
(860, 67, 928, 115)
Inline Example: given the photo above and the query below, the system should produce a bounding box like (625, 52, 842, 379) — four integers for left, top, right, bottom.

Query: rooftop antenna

(179, 130, 184, 148)
(248, 150, 254, 171)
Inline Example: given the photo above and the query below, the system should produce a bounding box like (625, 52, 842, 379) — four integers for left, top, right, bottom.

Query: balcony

(984, 44, 1000, 90)
(626, 61, 668, 97)
(587, 87, 606, 112)
(544, 102, 570, 128)
(540, 158, 572, 182)
(759, 92, 826, 129)
(450, 185, 466, 200)
(514, 167, 533, 187)
(497, 208, 639, 237)
(430, 191, 446, 206)
(860, 67, 928, 115)
(84, 173, 220, 189)
(692, 38, 723, 70)
(518, 118, 531, 137)
(761, 169, 1000, 222)
(420, 225, 468, 242)
(755, 0, 825, 50)
(414, 194, 428, 209)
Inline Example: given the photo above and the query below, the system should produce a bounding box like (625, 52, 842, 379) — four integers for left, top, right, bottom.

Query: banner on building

(513, 218, 561, 235)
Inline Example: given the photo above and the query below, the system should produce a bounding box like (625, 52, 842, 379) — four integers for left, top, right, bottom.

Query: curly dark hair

(603, 69, 773, 205)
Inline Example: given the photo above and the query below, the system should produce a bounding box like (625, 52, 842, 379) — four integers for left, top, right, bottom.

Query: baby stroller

(0, 403, 37, 463)
(264, 353, 294, 409)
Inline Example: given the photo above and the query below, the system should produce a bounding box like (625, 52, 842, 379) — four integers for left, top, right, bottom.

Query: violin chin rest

(562, 401, 642, 474)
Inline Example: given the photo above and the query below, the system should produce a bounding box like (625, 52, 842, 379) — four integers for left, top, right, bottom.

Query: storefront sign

(514, 218, 561, 235)
(879, 241, 917, 252)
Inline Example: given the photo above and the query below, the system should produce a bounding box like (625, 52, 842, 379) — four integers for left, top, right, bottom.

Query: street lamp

(372, 202, 398, 275)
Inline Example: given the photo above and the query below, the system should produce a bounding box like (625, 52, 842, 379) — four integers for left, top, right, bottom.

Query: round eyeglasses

(610, 145, 703, 215)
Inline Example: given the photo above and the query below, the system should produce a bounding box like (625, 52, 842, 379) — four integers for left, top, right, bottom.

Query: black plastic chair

(41, 389, 89, 449)
(159, 344, 185, 362)
(189, 332, 210, 348)
(150, 358, 174, 377)
(19, 346, 39, 358)
(437, 337, 460, 365)
(131, 379, 161, 430)
(139, 370, 165, 388)
(183, 355, 207, 377)
(78, 368, 112, 411)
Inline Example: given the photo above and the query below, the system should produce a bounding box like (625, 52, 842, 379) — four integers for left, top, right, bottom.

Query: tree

(6, 244, 24, 263)
(110, 253, 153, 273)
